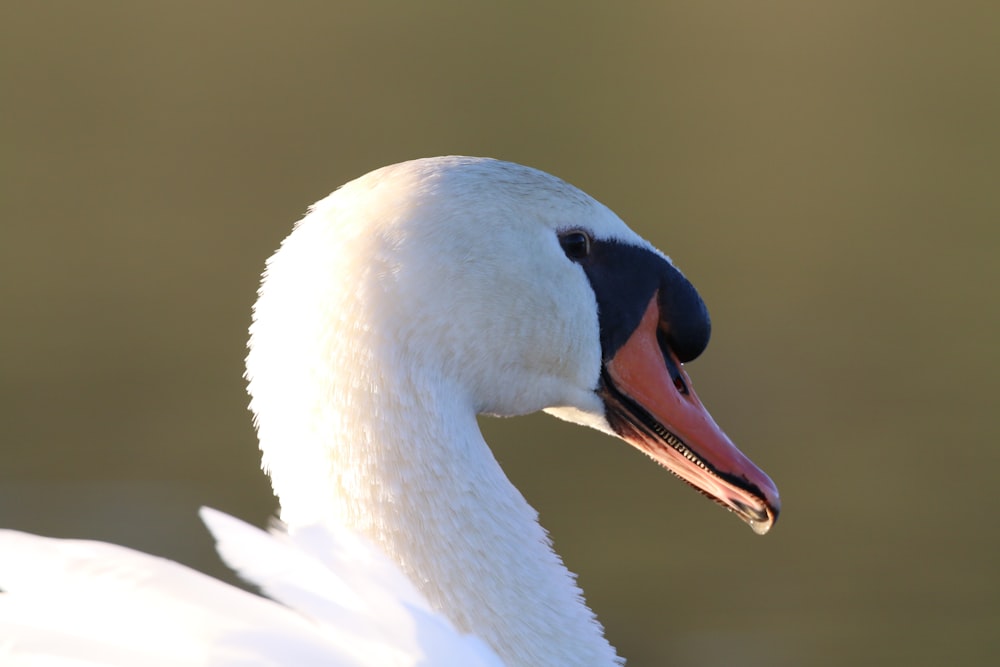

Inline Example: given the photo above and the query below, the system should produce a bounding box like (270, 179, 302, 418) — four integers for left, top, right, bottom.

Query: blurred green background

(2, 2, 998, 665)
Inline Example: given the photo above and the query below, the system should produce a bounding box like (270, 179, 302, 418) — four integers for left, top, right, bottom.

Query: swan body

(0, 157, 779, 666)
(0, 509, 503, 666)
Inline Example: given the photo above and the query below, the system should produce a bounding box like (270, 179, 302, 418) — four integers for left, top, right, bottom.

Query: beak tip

(750, 496, 780, 536)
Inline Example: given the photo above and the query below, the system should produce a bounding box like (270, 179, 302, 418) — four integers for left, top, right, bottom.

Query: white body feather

(0, 509, 502, 666)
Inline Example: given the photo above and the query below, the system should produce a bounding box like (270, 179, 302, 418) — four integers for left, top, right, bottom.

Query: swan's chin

(599, 296, 781, 534)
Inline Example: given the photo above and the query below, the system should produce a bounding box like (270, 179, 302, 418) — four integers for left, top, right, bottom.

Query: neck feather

(252, 350, 620, 666)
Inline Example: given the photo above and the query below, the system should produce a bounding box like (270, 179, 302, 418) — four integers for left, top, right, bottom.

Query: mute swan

(0, 157, 779, 666)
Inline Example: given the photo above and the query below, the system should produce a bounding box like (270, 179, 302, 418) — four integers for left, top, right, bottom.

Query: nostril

(657, 327, 690, 395)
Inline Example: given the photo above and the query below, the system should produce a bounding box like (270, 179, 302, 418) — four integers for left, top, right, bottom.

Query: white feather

(0, 157, 682, 665)
(0, 508, 503, 667)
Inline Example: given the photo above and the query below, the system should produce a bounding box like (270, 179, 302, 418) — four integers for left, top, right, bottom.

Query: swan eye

(559, 230, 592, 261)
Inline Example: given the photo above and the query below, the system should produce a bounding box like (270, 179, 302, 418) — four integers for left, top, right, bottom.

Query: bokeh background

(2, 2, 998, 665)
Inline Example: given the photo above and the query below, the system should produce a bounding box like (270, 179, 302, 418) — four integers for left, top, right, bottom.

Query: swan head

(249, 156, 779, 535)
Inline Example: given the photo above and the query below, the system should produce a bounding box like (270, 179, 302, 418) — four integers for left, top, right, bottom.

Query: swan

(0, 156, 779, 666)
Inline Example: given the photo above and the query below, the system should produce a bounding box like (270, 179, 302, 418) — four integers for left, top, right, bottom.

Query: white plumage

(0, 157, 778, 666)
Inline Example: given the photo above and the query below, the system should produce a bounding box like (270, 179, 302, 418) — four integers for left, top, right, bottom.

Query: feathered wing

(0, 509, 504, 667)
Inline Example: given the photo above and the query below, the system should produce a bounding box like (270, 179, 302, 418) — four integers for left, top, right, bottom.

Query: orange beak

(600, 295, 780, 534)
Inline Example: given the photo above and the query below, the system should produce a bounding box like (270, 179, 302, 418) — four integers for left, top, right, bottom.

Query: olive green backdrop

(2, 2, 997, 665)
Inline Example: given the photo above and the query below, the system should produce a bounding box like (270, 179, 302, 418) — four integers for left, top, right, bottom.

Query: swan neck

(257, 367, 621, 666)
